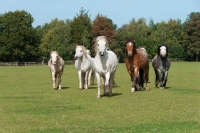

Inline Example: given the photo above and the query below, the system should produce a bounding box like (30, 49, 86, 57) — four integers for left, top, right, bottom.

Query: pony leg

(78, 71, 83, 89)
(91, 70, 95, 84)
(51, 72, 56, 89)
(81, 72, 85, 89)
(157, 69, 164, 89)
(84, 71, 89, 89)
(154, 69, 159, 87)
(109, 73, 115, 96)
(57, 73, 62, 90)
(88, 69, 92, 86)
(131, 68, 138, 92)
(104, 72, 110, 96)
(163, 71, 168, 88)
(96, 72, 101, 98)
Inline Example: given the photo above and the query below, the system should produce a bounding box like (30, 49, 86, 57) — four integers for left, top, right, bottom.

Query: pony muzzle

(52, 61, 56, 65)
(160, 53, 166, 57)
(100, 52, 104, 56)
(74, 56, 78, 60)
(128, 52, 132, 56)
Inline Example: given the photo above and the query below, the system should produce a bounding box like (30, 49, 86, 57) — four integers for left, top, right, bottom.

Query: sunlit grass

(0, 62, 200, 132)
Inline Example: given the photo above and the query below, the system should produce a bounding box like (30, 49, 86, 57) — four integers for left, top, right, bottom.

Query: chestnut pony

(125, 38, 149, 92)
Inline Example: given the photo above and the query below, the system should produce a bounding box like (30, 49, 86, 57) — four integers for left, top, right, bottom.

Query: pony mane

(50, 51, 61, 61)
(157, 44, 168, 56)
(125, 38, 136, 54)
(51, 51, 60, 57)
(94, 36, 109, 53)
(76, 45, 87, 55)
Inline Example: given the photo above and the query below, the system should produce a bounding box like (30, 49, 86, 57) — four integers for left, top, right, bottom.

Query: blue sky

(1, 0, 199, 28)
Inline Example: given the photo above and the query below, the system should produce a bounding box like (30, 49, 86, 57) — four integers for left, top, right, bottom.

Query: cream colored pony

(48, 51, 65, 90)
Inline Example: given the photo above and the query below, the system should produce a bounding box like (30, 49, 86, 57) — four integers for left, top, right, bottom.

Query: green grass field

(0, 62, 200, 133)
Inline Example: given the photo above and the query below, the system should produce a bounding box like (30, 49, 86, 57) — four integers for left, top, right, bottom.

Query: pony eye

(80, 50, 82, 52)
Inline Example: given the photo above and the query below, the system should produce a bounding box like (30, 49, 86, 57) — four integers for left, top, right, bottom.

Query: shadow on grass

(164, 86, 172, 89)
(61, 86, 70, 89)
(100, 92, 122, 98)
(88, 85, 121, 90)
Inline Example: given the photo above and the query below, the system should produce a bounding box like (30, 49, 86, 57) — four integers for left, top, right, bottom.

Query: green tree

(147, 19, 184, 58)
(116, 18, 152, 60)
(70, 8, 92, 50)
(0, 10, 39, 62)
(184, 12, 200, 61)
(39, 19, 71, 61)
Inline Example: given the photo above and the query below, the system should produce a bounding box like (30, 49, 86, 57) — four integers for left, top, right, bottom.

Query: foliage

(39, 19, 71, 61)
(0, 63, 200, 132)
(0, 9, 200, 62)
(184, 12, 200, 61)
(149, 19, 184, 58)
(0, 10, 40, 62)
(92, 14, 121, 57)
(70, 8, 92, 52)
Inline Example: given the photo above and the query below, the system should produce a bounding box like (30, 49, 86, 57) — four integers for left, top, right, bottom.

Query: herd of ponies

(48, 36, 170, 98)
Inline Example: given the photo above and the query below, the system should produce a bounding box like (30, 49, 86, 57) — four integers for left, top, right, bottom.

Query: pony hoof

(159, 87, 164, 89)
(97, 94, 100, 98)
(131, 87, 135, 92)
(146, 87, 149, 91)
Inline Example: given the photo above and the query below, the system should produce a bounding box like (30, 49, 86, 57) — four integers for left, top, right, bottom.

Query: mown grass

(0, 62, 200, 133)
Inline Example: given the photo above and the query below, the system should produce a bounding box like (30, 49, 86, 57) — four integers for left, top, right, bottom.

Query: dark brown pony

(125, 38, 149, 92)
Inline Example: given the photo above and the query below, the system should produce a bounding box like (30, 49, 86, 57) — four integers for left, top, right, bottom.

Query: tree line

(0, 8, 200, 62)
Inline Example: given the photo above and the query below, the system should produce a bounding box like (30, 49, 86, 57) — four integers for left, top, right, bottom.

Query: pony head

(95, 36, 108, 56)
(74, 45, 87, 60)
(158, 44, 168, 57)
(50, 51, 59, 65)
(125, 38, 136, 56)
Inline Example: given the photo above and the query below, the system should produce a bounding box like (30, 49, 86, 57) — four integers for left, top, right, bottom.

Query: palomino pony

(125, 38, 149, 92)
(74, 45, 92, 89)
(48, 51, 65, 90)
(92, 36, 118, 98)
(152, 44, 170, 89)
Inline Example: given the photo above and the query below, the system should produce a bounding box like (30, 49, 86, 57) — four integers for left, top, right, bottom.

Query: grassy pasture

(0, 62, 200, 133)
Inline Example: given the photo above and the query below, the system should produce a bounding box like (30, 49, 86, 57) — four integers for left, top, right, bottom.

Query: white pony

(92, 36, 118, 98)
(74, 45, 92, 89)
(48, 51, 65, 90)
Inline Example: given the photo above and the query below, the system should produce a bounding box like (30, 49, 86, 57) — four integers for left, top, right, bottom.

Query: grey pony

(152, 44, 170, 89)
